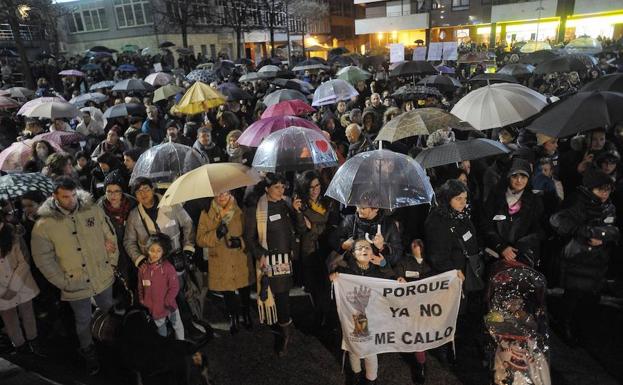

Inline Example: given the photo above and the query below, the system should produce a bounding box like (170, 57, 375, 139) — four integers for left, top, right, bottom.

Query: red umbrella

(237, 115, 321, 147)
(0, 139, 64, 172)
(261, 99, 316, 119)
(34, 131, 86, 147)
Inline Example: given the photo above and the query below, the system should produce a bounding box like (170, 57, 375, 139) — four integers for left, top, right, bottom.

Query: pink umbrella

(18, 96, 66, 116)
(59, 69, 85, 77)
(237, 115, 321, 147)
(34, 131, 85, 147)
(0, 96, 20, 109)
(261, 99, 316, 119)
(0, 139, 64, 172)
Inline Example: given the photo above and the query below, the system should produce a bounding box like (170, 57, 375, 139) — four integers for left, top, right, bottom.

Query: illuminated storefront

(566, 12, 623, 39)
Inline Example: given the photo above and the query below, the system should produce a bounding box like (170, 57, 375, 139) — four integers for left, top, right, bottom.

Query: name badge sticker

(269, 214, 282, 222)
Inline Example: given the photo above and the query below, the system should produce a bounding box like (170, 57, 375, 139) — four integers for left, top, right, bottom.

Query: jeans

(154, 309, 185, 340)
(0, 300, 37, 347)
(68, 285, 113, 349)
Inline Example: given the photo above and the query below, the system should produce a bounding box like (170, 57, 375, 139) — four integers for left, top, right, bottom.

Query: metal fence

(0, 24, 46, 41)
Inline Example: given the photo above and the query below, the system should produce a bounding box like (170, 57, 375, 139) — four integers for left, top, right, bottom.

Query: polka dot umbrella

(0, 172, 54, 200)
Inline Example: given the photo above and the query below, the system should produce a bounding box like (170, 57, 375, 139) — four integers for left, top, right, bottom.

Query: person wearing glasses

(550, 169, 619, 346)
(329, 238, 396, 385)
(97, 173, 136, 289)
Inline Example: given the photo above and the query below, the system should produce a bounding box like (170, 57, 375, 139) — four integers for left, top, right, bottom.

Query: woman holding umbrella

(24, 140, 56, 173)
(196, 190, 254, 334)
(244, 173, 299, 356)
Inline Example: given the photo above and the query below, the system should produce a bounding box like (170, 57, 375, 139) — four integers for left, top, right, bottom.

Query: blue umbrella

(89, 80, 116, 91)
(118, 64, 138, 72)
(186, 69, 217, 83)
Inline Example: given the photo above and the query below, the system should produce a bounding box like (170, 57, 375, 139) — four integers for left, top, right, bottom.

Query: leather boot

(412, 361, 426, 384)
(229, 312, 240, 335)
(351, 371, 363, 385)
(364, 379, 377, 385)
(241, 308, 253, 330)
(277, 322, 292, 357)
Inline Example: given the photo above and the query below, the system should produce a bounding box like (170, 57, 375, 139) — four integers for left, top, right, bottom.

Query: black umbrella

(497, 63, 535, 78)
(534, 56, 588, 75)
(415, 139, 510, 169)
(417, 75, 462, 93)
(581, 73, 623, 92)
(214, 60, 237, 79)
(258, 57, 282, 68)
(217, 82, 253, 101)
(565, 53, 598, 67)
(111, 79, 154, 93)
(528, 91, 623, 138)
(176, 48, 193, 56)
(392, 85, 443, 100)
(292, 59, 329, 72)
(271, 78, 314, 94)
(90, 46, 115, 53)
(329, 55, 359, 68)
(0, 173, 54, 200)
(390, 61, 437, 77)
(0, 49, 18, 57)
(362, 55, 386, 69)
(518, 50, 559, 65)
(468, 73, 519, 84)
(103, 103, 147, 119)
(329, 47, 349, 57)
(309, 57, 328, 65)
(159, 41, 175, 48)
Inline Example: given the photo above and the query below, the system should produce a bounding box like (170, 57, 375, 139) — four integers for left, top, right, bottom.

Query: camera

(227, 237, 242, 249)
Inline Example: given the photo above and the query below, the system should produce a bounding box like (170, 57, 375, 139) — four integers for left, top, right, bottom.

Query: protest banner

(442, 42, 459, 60)
(334, 270, 461, 357)
(427, 43, 443, 61)
(413, 47, 427, 61)
(390, 44, 405, 63)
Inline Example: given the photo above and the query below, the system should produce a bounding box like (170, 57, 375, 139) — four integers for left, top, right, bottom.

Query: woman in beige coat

(196, 191, 254, 334)
(0, 223, 41, 354)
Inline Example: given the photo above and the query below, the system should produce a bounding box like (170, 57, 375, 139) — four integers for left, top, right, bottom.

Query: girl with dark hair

(244, 172, 298, 356)
(90, 152, 122, 200)
(24, 140, 56, 172)
(0, 222, 41, 355)
(91, 125, 127, 162)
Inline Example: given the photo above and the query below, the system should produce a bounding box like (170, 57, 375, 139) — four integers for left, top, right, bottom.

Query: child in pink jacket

(138, 234, 184, 340)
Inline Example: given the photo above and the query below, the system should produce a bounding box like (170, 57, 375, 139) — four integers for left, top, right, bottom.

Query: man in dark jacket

(336, 205, 403, 266)
(550, 169, 619, 345)
(192, 127, 225, 164)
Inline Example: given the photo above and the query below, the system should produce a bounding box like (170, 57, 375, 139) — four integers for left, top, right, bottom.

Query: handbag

(92, 271, 134, 344)
(450, 226, 485, 292)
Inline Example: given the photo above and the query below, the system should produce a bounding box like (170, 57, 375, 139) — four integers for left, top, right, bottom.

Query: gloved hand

(216, 222, 228, 239)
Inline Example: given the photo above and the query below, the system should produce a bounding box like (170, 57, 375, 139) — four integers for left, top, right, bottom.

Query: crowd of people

(0, 37, 622, 385)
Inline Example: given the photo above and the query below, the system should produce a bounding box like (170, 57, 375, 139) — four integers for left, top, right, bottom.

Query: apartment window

(452, 0, 470, 10)
(113, 0, 153, 28)
(66, 5, 108, 33)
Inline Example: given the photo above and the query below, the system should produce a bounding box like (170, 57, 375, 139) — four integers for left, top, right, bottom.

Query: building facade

(354, 0, 623, 51)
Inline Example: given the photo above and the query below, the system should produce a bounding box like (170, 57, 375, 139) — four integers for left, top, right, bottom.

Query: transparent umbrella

(252, 126, 337, 172)
(130, 142, 203, 187)
(312, 79, 359, 107)
(565, 37, 602, 55)
(325, 149, 434, 210)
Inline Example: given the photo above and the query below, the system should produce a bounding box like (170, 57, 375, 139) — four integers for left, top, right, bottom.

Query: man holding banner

(331, 238, 462, 385)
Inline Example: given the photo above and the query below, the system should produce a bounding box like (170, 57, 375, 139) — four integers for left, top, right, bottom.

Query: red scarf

(104, 196, 132, 226)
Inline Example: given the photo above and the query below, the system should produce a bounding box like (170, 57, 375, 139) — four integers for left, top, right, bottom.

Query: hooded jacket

(0, 239, 40, 311)
(138, 260, 179, 320)
(31, 190, 119, 301)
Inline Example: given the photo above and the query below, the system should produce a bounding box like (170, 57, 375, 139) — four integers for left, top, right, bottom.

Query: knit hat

(536, 133, 555, 146)
(582, 168, 614, 190)
(103, 170, 126, 189)
(507, 158, 531, 178)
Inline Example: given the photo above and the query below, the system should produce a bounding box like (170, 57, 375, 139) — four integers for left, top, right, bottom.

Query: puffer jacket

(550, 187, 619, 292)
(31, 190, 119, 301)
(124, 195, 195, 267)
(336, 212, 403, 266)
(137, 260, 179, 320)
(0, 239, 40, 311)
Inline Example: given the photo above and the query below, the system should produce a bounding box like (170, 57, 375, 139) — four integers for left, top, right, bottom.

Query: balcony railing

(0, 24, 46, 41)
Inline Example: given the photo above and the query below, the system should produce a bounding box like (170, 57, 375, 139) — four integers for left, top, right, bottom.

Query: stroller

(484, 260, 551, 385)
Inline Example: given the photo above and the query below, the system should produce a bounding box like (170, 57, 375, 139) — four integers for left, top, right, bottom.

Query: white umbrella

(144, 72, 173, 86)
(312, 79, 359, 107)
(69, 92, 108, 107)
(5, 87, 35, 99)
(565, 37, 603, 55)
(258, 65, 280, 79)
(239, 72, 261, 82)
(24, 101, 81, 119)
(17, 96, 66, 116)
(450, 83, 548, 130)
(520, 41, 552, 53)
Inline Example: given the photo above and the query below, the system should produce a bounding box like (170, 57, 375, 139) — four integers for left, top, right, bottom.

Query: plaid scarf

(103, 196, 132, 226)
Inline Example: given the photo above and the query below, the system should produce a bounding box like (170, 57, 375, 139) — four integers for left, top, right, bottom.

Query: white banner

(389, 44, 405, 63)
(427, 42, 443, 61)
(334, 270, 461, 357)
(442, 42, 459, 60)
(413, 47, 427, 61)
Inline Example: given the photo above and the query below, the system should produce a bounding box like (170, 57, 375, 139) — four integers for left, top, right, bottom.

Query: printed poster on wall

(390, 44, 405, 63)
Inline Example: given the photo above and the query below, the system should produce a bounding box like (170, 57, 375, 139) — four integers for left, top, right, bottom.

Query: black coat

(335, 255, 396, 280)
(393, 255, 433, 282)
(550, 187, 619, 292)
(482, 188, 544, 262)
(336, 213, 403, 266)
(424, 207, 479, 274)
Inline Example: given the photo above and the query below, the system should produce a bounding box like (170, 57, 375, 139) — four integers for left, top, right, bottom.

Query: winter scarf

(506, 188, 524, 215)
(440, 205, 469, 221)
(103, 196, 133, 226)
(309, 199, 327, 216)
(211, 196, 235, 224)
(226, 145, 244, 163)
(255, 194, 277, 325)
